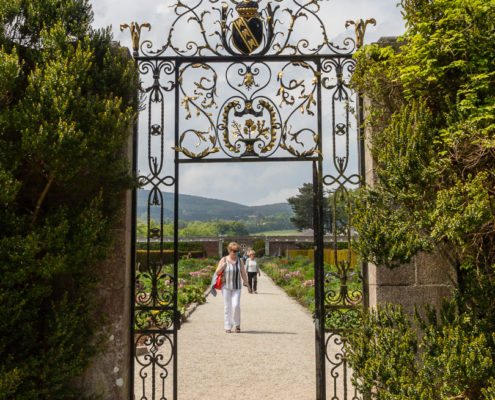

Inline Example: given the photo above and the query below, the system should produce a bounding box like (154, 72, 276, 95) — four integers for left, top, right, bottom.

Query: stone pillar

(218, 238, 223, 257)
(77, 129, 132, 399)
(365, 38, 456, 316)
(265, 239, 270, 256)
(202, 240, 219, 257)
(77, 43, 133, 399)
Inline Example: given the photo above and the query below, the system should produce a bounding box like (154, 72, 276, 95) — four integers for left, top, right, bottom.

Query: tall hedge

(0, 1, 138, 398)
(349, 0, 495, 397)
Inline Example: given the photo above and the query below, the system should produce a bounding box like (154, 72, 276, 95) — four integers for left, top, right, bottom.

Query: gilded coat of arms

(232, 1, 264, 54)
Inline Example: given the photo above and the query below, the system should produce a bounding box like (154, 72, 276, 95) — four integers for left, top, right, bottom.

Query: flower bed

(262, 257, 362, 329)
(262, 258, 317, 312)
(135, 257, 218, 329)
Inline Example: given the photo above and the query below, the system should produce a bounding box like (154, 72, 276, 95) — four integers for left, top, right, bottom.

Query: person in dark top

(245, 249, 260, 294)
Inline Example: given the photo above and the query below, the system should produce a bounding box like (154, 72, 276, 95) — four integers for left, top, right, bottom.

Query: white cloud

(177, 162, 312, 205)
(253, 187, 299, 206)
(88, 0, 406, 205)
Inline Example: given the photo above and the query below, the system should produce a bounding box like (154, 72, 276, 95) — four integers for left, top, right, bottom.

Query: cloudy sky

(89, 0, 405, 206)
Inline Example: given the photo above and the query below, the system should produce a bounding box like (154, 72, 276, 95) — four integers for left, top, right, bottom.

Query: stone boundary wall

(364, 37, 456, 316)
(137, 235, 348, 257)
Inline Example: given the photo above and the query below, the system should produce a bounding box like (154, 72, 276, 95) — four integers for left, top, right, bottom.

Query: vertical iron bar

(313, 160, 326, 400)
(357, 92, 368, 312)
(313, 160, 322, 400)
(173, 60, 180, 400)
(314, 58, 326, 400)
(129, 58, 138, 400)
(357, 90, 370, 400)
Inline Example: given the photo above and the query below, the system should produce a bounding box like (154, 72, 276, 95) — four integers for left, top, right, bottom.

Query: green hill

(137, 190, 293, 222)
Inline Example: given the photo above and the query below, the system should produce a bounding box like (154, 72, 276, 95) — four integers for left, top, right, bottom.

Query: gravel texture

(177, 271, 316, 399)
(134, 272, 352, 399)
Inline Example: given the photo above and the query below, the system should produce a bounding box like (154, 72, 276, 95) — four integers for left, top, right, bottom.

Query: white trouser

(221, 288, 241, 330)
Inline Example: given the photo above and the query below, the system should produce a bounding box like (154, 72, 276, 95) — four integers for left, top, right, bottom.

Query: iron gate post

(129, 57, 139, 400)
(357, 91, 369, 312)
(173, 59, 181, 400)
(357, 91, 370, 400)
(313, 160, 326, 400)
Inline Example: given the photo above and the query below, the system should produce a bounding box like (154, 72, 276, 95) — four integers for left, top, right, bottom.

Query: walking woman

(215, 242, 251, 333)
(245, 249, 260, 293)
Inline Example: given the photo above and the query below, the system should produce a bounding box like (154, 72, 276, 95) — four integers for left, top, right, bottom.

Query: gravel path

(177, 271, 316, 399)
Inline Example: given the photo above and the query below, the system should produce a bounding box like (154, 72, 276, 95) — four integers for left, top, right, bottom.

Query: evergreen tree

(288, 183, 315, 231)
(288, 183, 352, 233)
(0, 0, 138, 398)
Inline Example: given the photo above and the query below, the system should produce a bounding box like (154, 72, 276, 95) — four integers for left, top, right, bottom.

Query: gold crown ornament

(236, 0, 259, 19)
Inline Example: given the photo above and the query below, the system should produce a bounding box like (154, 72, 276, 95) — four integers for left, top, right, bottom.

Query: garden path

(177, 271, 316, 399)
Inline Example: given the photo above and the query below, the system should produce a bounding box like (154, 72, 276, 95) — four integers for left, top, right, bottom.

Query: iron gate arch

(125, 1, 373, 398)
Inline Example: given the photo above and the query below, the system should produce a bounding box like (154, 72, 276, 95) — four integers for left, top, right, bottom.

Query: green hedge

(0, 0, 139, 400)
(136, 241, 204, 251)
(252, 240, 265, 257)
(297, 241, 350, 250)
(0, 2, 139, 397)
(136, 250, 204, 269)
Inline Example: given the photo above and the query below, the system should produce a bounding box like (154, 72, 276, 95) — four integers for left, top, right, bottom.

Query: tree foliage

(137, 219, 249, 237)
(0, 0, 138, 398)
(349, 0, 495, 397)
(287, 183, 353, 233)
(287, 183, 316, 231)
(137, 215, 294, 237)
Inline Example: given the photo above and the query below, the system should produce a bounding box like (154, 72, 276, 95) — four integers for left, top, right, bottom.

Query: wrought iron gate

(123, 1, 373, 398)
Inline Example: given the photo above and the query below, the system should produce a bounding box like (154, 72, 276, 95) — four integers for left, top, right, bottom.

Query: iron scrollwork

(121, 0, 358, 58)
(120, 22, 151, 56)
(320, 51, 363, 400)
(170, 59, 326, 159)
(174, 62, 219, 158)
(133, 56, 178, 400)
(128, 1, 374, 398)
(345, 18, 377, 49)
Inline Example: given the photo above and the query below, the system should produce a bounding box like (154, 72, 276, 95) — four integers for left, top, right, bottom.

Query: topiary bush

(136, 250, 204, 270)
(136, 241, 204, 251)
(252, 239, 265, 257)
(0, 0, 138, 398)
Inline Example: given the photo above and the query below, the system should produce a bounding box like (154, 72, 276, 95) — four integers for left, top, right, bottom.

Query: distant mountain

(137, 190, 293, 222)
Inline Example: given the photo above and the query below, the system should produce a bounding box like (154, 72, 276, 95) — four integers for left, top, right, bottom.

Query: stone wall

(367, 253, 456, 317)
(76, 44, 133, 399)
(365, 37, 456, 316)
(77, 192, 132, 398)
(138, 235, 343, 257)
(202, 240, 220, 257)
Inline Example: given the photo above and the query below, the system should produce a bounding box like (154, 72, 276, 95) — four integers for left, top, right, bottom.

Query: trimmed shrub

(348, 303, 495, 399)
(0, 1, 138, 398)
(288, 249, 357, 266)
(136, 241, 204, 251)
(252, 240, 265, 257)
(136, 250, 204, 270)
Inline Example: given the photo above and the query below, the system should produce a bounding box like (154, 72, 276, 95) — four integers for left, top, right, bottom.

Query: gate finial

(345, 18, 376, 49)
(120, 22, 151, 56)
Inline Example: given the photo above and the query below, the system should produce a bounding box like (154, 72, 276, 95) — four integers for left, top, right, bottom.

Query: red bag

(214, 273, 223, 290)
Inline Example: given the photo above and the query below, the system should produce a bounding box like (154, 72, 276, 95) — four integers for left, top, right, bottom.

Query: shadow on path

(176, 271, 316, 400)
(237, 330, 297, 335)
